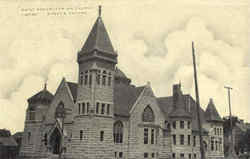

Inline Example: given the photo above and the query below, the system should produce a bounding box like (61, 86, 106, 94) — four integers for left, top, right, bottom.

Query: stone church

(20, 6, 224, 159)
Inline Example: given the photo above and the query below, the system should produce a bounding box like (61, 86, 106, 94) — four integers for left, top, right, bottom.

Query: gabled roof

(114, 84, 145, 117)
(80, 15, 116, 55)
(205, 98, 223, 122)
(157, 94, 206, 131)
(66, 82, 78, 101)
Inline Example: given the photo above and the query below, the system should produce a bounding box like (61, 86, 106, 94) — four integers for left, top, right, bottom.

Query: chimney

(173, 84, 182, 108)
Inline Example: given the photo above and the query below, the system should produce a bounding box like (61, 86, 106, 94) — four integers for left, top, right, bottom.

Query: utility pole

(224, 86, 238, 159)
(192, 42, 205, 159)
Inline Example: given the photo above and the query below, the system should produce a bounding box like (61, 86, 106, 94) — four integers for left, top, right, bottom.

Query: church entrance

(49, 127, 61, 154)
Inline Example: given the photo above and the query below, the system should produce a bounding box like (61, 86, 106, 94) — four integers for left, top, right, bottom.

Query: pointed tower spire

(98, 5, 102, 17)
(78, 5, 117, 64)
(44, 82, 47, 90)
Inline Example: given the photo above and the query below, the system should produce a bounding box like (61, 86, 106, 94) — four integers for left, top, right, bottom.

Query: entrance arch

(49, 127, 61, 154)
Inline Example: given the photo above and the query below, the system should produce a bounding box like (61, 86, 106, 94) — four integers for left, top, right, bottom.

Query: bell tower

(72, 6, 116, 159)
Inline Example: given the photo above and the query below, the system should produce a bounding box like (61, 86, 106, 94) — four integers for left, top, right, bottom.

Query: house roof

(115, 67, 128, 79)
(157, 94, 207, 131)
(67, 82, 78, 101)
(204, 98, 223, 122)
(0, 129, 17, 147)
(0, 137, 17, 147)
(114, 84, 145, 116)
(27, 85, 54, 104)
(80, 15, 116, 55)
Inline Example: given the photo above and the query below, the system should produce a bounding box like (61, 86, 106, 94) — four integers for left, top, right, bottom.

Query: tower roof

(27, 84, 54, 105)
(205, 98, 223, 122)
(80, 6, 116, 55)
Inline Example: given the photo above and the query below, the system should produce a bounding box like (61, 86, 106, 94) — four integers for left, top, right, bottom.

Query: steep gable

(45, 78, 75, 124)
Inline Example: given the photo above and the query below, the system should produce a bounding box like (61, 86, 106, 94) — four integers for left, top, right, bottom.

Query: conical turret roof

(27, 84, 54, 105)
(80, 6, 116, 55)
(205, 98, 222, 122)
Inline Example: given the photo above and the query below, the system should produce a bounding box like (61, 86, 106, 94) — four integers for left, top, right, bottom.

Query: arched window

(96, 70, 101, 85)
(28, 132, 31, 144)
(102, 71, 107, 86)
(108, 72, 112, 86)
(84, 71, 88, 85)
(113, 121, 123, 143)
(142, 106, 155, 122)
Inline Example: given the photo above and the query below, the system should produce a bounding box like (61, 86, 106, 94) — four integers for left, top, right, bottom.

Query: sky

(0, 0, 249, 133)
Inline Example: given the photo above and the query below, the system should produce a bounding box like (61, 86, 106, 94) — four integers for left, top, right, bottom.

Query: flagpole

(192, 42, 205, 159)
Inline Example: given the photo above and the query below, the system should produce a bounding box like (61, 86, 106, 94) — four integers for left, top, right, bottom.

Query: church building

(19, 6, 224, 159)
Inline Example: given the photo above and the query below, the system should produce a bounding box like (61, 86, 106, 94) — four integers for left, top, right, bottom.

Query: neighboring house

(19, 6, 224, 159)
(0, 129, 18, 159)
(223, 117, 250, 155)
(12, 132, 23, 156)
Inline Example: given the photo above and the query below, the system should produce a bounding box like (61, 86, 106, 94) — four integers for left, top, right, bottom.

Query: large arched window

(142, 106, 155, 122)
(113, 121, 123, 143)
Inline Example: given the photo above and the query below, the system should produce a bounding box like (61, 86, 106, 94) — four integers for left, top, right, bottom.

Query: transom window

(142, 106, 155, 122)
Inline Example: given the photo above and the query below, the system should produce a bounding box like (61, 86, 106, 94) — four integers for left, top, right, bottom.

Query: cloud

(0, 0, 249, 133)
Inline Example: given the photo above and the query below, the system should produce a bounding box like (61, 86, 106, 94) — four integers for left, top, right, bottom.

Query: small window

(180, 121, 184, 129)
(173, 134, 176, 145)
(100, 131, 104, 141)
(152, 153, 155, 158)
(180, 153, 184, 158)
(84, 74, 88, 85)
(193, 136, 196, 147)
(87, 102, 90, 113)
(108, 76, 112, 86)
(89, 74, 92, 86)
(96, 102, 99, 114)
(173, 121, 176, 129)
(80, 72, 83, 85)
(214, 128, 216, 135)
(144, 128, 148, 144)
(113, 121, 123, 143)
(172, 153, 176, 159)
(189, 154, 192, 159)
(119, 152, 123, 158)
(107, 104, 110, 115)
(78, 103, 81, 114)
(151, 129, 154, 144)
(101, 103, 105, 114)
(115, 152, 117, 158)
(142, 106, 155, 122)
(180, 134, 184, 145)
(28, 132, 31, 144)
(44, 133, 47, 145)
(80, 130, 83, 140)
(188, 135, 191, 145)
(82, 103, 85, 114)
(194, 154, 197, 159)
(188, 121, 191, 129)
(102, 71, 107, 86)
(144, 153, 148, 158)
